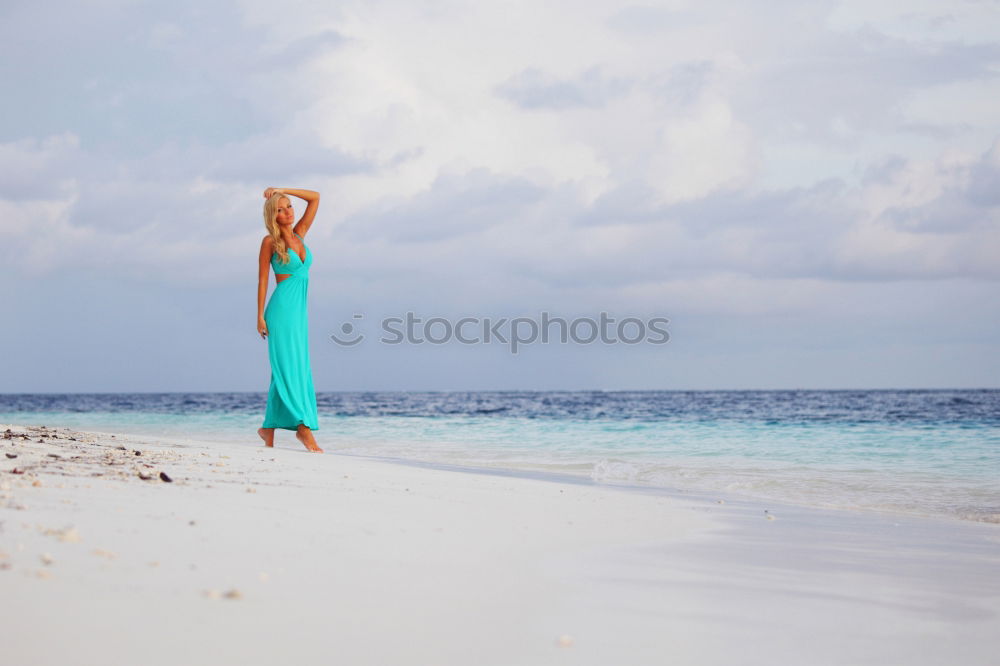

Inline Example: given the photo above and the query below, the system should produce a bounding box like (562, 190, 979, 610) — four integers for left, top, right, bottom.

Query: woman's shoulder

(261, 235, 275, 251)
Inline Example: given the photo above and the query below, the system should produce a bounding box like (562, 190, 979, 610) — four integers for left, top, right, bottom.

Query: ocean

(2, 389, 998, 524)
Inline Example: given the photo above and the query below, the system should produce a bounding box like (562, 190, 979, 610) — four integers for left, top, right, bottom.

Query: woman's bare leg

(257, 428, 275, 448)
(296, 425, 323, 453)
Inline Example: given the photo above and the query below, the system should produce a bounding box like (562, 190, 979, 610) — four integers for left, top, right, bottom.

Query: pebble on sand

(203, 588, 243, 601)
(159, 472, 173, 483)
(59, 528, 81, 542)
(43, 527, 81, 543)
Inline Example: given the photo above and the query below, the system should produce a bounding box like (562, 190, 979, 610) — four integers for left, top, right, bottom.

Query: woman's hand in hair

(263, 187, 284, 199)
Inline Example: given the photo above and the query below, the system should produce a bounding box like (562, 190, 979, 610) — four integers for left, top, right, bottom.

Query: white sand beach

(2, 423, 999, 665)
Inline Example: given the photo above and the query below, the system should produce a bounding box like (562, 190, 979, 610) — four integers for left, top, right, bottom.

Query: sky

(1, 0, 999, 392)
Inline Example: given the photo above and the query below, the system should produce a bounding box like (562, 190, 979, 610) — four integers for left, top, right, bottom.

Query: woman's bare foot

(296, 425, 323, 453)
(258, 428, 275, 448)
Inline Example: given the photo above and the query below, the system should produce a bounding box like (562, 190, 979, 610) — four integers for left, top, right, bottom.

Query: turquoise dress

(262, 232, 319, 431)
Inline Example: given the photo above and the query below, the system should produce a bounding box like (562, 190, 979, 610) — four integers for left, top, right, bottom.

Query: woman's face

(275, 198, 294, 227)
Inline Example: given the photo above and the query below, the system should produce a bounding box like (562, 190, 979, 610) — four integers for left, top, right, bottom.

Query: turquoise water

(2, 390, 998, 523)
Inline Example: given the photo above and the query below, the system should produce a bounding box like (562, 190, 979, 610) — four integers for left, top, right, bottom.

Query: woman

(256, 187, 323, 453)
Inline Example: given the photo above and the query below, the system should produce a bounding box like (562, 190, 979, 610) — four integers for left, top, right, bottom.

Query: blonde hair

(263, 193, 292, 265)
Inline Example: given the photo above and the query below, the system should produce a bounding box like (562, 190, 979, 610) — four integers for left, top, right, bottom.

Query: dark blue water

(2, 390, 998, 522)
(3, 389, 997, 424)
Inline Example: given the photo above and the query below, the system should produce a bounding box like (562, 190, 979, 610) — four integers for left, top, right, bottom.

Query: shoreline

(315, 451, 1000, 528)
(20, 419, 998, 527)
(3, 423, 1000, 665)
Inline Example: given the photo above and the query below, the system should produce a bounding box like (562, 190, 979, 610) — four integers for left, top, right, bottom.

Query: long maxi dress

(262, 232, 319, 431)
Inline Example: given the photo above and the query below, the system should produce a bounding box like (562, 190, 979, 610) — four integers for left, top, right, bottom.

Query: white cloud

(3, 1, 999, 364)
(2, 0, 999, 392)
(0, 133, 81, 201)
(495, 67, 633, 109)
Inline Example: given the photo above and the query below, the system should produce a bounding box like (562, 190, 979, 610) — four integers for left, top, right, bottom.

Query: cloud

(605, 5, 688, 34)
(338, 167, 548, 243)
(648, 60, 716, 110)
(495, 66, 632, 109)
(0, 1, 349, 154)
(3, 0, 1000, 391)
(4, 0, 999, 297)
(968, 139, 1000, 207)
(872, 139, 1000, 236)
(738, 27, 1000, 142)
(0, 133, 82, 201)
